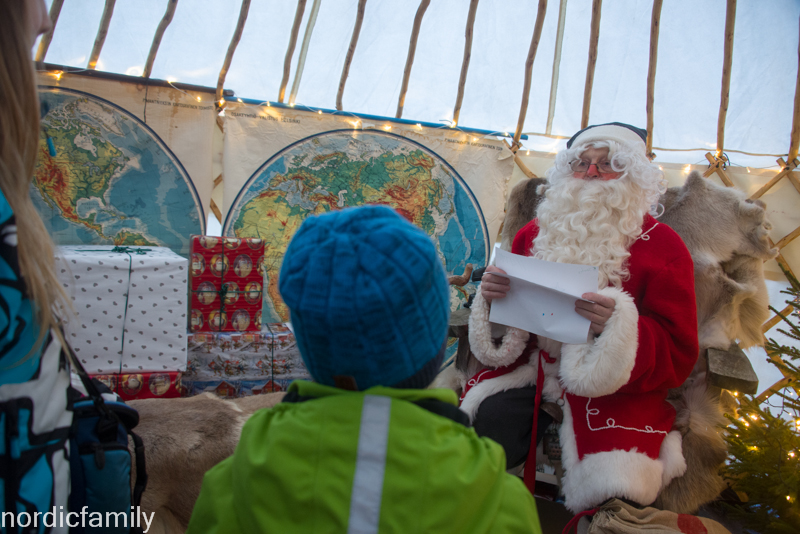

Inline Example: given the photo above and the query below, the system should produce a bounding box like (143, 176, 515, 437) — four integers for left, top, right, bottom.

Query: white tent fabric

(34, 0, 800, 393)
(39, 0, 799, 168)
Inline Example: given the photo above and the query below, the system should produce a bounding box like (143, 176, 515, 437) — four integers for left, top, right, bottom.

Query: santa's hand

(576, 292, 616, 335)
(480, 265, 511, 302)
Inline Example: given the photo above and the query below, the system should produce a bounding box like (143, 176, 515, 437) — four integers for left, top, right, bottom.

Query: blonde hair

(0, 1, 69, 353)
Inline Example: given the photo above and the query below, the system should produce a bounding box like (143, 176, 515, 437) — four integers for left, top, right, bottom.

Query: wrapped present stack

(189, 235, 264, 333)
(181, 324, 311, 397)
(57, 245, 189, 401)
(184, 235, 309, 398)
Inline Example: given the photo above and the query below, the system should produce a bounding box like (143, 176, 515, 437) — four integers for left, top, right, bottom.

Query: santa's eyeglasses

(570, 159, 615, 174)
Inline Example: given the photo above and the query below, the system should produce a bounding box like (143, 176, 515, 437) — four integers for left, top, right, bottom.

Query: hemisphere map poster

(222, 103, 515, 323)
(34, 72, 214, 256)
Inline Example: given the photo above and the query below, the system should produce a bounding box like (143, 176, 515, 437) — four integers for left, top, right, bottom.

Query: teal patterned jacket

(0, 191, 73, 533)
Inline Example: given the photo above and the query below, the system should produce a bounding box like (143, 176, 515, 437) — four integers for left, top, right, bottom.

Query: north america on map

(32, 88, 203, 256)
(225, 130, 488, 324)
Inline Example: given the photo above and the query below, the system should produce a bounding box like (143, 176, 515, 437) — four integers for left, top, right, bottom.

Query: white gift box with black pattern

(56, 245, 188, 374)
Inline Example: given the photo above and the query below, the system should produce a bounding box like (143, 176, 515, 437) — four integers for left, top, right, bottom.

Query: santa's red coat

(510, 214, 699, 511)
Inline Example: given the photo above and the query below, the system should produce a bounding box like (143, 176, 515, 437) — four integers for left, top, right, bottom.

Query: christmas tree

(723, 278, 800, 534)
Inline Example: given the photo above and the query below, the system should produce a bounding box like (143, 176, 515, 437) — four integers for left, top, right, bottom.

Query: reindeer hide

(500, 178, 547, 251)
(655, 381, 728, 514)
(659, 172, 777, 349)
(130, 392, 285, 534)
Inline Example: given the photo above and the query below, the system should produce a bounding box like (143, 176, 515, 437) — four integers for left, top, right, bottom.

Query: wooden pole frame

(87, 0, 117, 70)
(278, 0, 308, 104)
(789, 15, 800, 161)
(702, 152, 734, 187)
(289, 0, 322, 105)
(645, 0, 663, 159)
(216, 0, 252, 107)
(336, 0, 368, 111)
(503, 140, 536, 178)
(716, 0, 737, 157)
(452, 0, 480, 127)
(34, 0, 64, 63)
(396, 0, 431, 119)
(513, 0, 548, 147)
(581, 0, 602, 129)
(143, 0, 179, 79)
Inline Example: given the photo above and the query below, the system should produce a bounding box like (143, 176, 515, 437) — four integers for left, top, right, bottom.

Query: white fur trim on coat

(659, 430, 687, 487)
(559, 286, 638, 398)
(458, 356, 539, 422)
(559, 397, 688, 513)
(560, 400, 659, 512)
(468, 291, 530, 367)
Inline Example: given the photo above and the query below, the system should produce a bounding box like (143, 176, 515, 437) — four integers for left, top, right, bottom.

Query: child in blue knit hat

(187, 205, 542, 534)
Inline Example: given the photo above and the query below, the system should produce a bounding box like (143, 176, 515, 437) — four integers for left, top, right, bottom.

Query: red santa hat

(566, 122, 647, 155)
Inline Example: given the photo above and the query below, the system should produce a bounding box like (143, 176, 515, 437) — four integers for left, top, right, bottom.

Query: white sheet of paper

(488, 248, 599, 344)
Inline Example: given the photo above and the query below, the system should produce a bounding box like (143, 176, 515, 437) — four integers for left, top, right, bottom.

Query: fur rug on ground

(129, 392, 285, 534)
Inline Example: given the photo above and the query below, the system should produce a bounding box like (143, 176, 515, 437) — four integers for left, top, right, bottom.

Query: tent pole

(580, 0, 602, 129)
(34, 0, 64, 63)
(216, 0, 252, 108)
(87, 0, 117, 70)
(545, 0, 568, 136)
(452, 0, 480, 127)
(143, 0, 179, 79)
(396, 0, 431, 119)
(336, 0, 368, 111)
(788, 14, 800, 162)
(289, 0, 322, 106)
(645, 0, 663, 159)
(513, 0, 548, 148)
(279, 0, 308, 104)
(716, 0, 737, 157)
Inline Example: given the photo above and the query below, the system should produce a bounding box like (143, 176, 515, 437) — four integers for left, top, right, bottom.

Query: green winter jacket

(186, 381, 542, 534)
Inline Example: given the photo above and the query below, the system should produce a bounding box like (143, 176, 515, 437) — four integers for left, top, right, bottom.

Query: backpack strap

(131, 431, 148, 507)
(62, 330, 149, 507)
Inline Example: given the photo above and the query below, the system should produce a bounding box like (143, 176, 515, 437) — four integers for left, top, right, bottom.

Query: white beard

(532, 169, 652, 288)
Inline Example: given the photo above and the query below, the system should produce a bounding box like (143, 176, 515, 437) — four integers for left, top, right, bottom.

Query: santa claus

(465, 123, 699, 513)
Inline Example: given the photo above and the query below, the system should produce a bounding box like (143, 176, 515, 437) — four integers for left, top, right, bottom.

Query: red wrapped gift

(189, 236, 264, 332)
(92, 371, 186, 401)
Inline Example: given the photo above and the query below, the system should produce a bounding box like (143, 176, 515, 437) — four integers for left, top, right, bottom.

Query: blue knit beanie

(279, 205, 450, 391)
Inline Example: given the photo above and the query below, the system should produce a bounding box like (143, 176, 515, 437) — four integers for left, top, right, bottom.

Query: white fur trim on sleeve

(467, 291, 530, 368)
(458, 356, 538, 422)
(559, 286, 638, 398)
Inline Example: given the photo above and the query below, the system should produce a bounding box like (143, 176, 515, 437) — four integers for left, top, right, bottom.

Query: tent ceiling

(37, 0, 800, 168)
